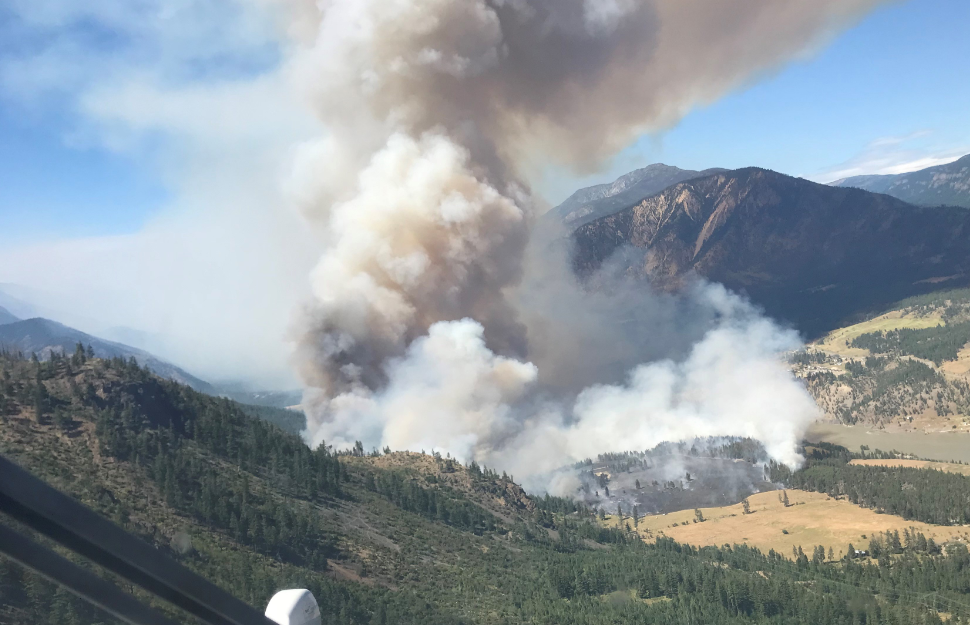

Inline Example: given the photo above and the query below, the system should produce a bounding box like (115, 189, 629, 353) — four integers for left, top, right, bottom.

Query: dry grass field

(941, 343, 970, 382)
(849, 458, 970, 475)
(815, 310, 943, 358)
(617, 490, 968, 560)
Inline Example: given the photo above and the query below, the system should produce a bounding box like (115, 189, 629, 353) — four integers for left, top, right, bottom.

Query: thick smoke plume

(286, 0, 881, 492)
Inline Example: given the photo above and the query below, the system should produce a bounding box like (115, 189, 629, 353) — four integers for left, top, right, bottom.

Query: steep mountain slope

(832, 154, 970, 208)
(2, 352, 968, 625)
(0, 317, 212, 391)
(0, 306, 17, 326)
(572, 168, 970, 336)
(550, 163, 727, 228)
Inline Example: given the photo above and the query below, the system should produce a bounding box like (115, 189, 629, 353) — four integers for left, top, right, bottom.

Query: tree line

(769, 444, 970, 526)
(851, 322, 970, 365)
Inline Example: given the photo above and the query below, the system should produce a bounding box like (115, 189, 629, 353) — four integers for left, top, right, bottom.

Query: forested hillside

(794, 288, 970, 429)
(850, 322, 970, 366)
(4, 350, 970, 624)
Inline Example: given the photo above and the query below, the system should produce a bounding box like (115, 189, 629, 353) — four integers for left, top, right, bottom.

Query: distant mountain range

(549, 163, 727, 228)
(571, 167, 970, 337)
(0, 316, 214, 391)
(0, 309, 303, 408)
(0, 287, 39, 320)
(831, 154, 970, 208)
(0, 306, 18, 326)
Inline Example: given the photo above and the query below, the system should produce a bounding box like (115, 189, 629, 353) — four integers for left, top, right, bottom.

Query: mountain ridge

(571, 167, 970, 336)
(0, 316, 213, 391)
(550, 163, 728, 228)
(831, 154, 970, 208)
(0, 306, 18, 326)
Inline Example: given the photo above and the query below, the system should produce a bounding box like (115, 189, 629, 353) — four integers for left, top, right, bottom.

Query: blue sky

(641, 0, 970, 181)
(0, 0, 281, 247)
(1, 0, 968, 242)
(0, 106, 168, 240)
(535, 0, 970, 201)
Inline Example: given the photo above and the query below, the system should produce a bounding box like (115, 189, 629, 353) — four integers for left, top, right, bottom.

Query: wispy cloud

(810, 131, 969, 183)
(0, 0, 320, 387)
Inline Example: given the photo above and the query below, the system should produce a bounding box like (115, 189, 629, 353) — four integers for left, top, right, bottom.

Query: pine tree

(72, 342, 86, 367)
(813, 545, 825, 564)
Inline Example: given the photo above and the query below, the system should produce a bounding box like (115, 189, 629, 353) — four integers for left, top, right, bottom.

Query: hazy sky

(0, 0, 967, 387)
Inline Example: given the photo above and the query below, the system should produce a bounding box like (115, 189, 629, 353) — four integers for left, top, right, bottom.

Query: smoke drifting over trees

(284, 0, 883, 490)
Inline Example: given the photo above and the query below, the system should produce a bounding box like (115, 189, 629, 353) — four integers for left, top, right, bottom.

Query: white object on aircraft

(265, 589, 321, 625)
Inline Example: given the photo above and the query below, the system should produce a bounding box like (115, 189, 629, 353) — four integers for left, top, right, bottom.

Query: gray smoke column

(284, 0, 884, 487)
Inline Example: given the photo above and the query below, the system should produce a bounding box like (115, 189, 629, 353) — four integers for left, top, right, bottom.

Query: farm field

(849, 458, 970, 475)
(941, 343, 970, 381)
(624, 490, 968, 560)
(814, 310, 943, 358)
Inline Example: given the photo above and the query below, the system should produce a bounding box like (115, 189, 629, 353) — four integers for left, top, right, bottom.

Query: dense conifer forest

(3, 349, 970, 624)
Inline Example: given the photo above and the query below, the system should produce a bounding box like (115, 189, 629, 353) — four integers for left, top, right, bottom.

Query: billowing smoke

(285, 0, 882, 492)
(303, 283, 817, 492)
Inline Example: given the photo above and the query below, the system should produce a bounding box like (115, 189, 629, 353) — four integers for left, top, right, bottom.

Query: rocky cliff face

(572, 168, 970, 336)
(549, 163, 726, 228)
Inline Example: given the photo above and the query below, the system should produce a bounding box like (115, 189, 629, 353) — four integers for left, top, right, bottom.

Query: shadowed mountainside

(572, 168, 970, 337)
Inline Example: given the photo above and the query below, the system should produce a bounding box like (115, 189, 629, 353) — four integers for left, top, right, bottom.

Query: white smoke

(286, 0, 882, 490)
(566, 290, 814, 469)
(307, 283, 818, 492)
(313, 319, 537, 456)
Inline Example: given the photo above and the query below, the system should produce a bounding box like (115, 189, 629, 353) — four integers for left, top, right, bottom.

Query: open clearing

(849, 458, 970, 475)
(806, 422, 970, 463)
(622, 490, 968, 560)
(940, 342, 970, 382)
(814, 310, 943, 358)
